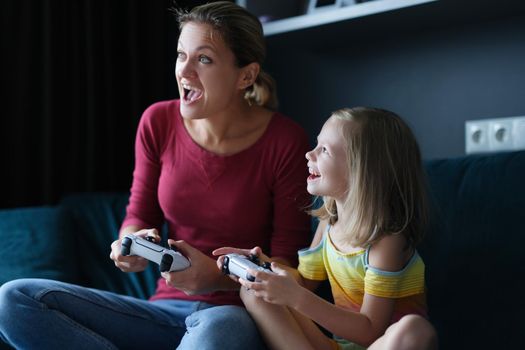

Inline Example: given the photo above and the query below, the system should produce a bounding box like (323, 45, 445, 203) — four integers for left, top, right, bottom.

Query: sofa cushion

(421, 150, 525, 349)
(0, 206, 79, 286)
(60, 193, 159, 299)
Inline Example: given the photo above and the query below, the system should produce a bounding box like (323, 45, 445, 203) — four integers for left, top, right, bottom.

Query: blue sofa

(1, 151, 524, 349)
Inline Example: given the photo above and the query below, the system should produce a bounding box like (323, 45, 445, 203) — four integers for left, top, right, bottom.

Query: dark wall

(0, 0, 185, 209)
(2, 1, 524, 208)
(265, 15, 525, 160)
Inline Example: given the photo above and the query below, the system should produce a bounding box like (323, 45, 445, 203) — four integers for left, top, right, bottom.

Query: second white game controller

(120, 234, 190, 272)
(221, 253, 272, 282)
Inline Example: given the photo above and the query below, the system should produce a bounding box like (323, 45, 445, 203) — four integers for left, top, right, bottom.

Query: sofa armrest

(60, 192, 160, 299)
(0, 206, 80, 286)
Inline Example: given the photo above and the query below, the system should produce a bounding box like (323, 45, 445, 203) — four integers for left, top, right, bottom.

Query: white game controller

(221, 253, 272, 282)
(120, 234, 190, 272)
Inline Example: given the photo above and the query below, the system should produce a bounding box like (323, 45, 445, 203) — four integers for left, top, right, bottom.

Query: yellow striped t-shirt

(298, 226, 427, 323)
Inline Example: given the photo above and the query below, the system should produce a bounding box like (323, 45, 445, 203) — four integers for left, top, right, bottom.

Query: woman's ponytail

(244, 70, 278, 110)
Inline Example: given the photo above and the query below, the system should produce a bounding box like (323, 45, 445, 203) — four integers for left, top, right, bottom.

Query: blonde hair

(311, 107, 428, 249)
(174, 1, 278, 110)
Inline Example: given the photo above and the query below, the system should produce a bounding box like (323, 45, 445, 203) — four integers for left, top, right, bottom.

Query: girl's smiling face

(305, 116, 349, 201)
(175, 22, 245, 119)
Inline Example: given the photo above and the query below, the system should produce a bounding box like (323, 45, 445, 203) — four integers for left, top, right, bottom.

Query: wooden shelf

(262, 0, 525, 50)
(263, 0, 437, 37)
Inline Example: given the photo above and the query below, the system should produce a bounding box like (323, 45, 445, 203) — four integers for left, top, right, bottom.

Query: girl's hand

(109, 228, 160, 273)
(212, 246, 271, 278)
(161, 239, 236, 295)
(239, 262, 303, 307)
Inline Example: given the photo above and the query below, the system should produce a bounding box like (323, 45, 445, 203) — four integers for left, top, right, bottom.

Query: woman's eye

(321, 146, 328, 153)
(176, 51, 186, 60)
(199, 55, 212, 64)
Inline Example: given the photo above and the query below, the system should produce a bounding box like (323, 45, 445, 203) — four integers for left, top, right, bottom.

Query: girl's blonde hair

(174, 1, 278, 110)
(312, 107, 428, 249)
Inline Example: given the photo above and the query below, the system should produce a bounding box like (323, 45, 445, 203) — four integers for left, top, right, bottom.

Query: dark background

(2, 0, 525, 208)
(262, 0, 525, 160)
(0, 0, 200, 208)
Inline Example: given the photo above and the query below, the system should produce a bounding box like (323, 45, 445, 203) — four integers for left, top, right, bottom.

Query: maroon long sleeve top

(122, 99, 311, 305)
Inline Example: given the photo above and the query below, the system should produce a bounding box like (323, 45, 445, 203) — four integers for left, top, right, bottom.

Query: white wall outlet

(465, 120, 489, 154)
(466, 116, 525, 154)
(512, 117, 525, 150)
(488, 118, 513, 151)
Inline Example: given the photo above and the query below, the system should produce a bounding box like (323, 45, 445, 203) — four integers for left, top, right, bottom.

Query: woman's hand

(239, 262, 304, 307)
(109, 228, 161, 273)
(161, 239, 237, 295)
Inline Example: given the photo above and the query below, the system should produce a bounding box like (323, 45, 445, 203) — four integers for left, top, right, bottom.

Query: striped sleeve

(364, 253, 425, 298)
(297, 242, 327, 281)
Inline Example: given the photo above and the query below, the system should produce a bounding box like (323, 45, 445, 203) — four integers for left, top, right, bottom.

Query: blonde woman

(0, 2, 310, 349)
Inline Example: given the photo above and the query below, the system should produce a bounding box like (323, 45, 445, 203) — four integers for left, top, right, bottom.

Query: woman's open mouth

(182, 84, 203, 104)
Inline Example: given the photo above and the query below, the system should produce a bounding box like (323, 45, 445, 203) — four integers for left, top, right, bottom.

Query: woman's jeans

(0, 278, 265, 349)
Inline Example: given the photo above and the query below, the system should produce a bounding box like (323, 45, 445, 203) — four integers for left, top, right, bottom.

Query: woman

(0, 2, 310, 349)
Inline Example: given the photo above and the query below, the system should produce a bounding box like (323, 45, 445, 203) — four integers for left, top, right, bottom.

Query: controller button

(221, 256, 230, 275)
(248, 254, 260, 265)
(121, 237, 132, 256)
(160, 254, 174, 272)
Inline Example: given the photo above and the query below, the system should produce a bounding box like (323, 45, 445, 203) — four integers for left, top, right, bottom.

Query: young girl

(214, 107, 438, 349)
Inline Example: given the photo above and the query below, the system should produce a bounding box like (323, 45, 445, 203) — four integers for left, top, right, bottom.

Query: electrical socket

(465, 120, 489, 154)
(488, 119, 513, 151)
(465, 116, 525, 154)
